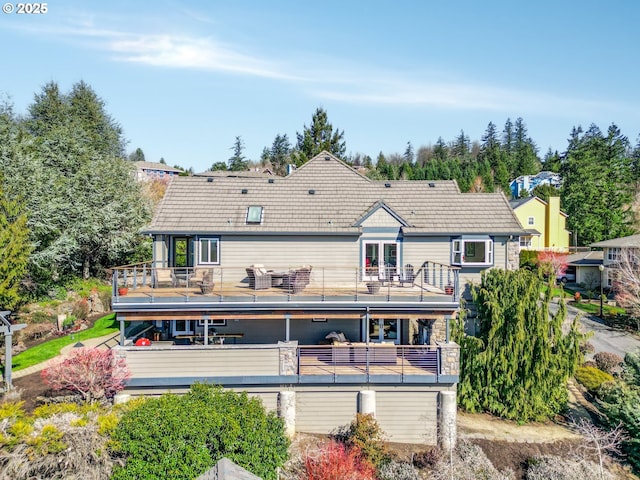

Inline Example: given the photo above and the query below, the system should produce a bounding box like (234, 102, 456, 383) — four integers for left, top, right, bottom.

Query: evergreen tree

(295, 107, 346, 164)
(479, 122, 509, 193)
(561, 123, 634, 245)
(454, 269, 583, 422)
(227, 136, 248, 171)
(432, 137, 449, 162)
(542, 148, 562, 172)
(513, 117, 540, 176)
(403, 141, 414, 163)
(128, 148, 146, 162)
(531, 183, 561, 203)
(501, 118, 519, 177)
(0, 179, 32, 309)
(2, 82, 151, 286)
(269, 133, 292, 175)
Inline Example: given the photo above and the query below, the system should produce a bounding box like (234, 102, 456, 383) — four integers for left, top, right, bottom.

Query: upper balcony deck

(111, 262, 460, 311)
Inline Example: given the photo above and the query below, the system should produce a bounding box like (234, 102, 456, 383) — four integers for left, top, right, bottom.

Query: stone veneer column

(278, 391, 296, 438)
(358, 390, 376, 417)
(278, 341, 298, 375)
(438, 391, 457, 452)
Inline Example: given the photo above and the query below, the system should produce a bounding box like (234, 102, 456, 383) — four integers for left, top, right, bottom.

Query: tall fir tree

(295, 107, 346, 164)
(561, 123, 634, 245)
(227, 136, 249, 171)
(0, 179, 32, 310)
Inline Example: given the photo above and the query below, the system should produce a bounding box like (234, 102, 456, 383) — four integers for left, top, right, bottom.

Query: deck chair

(246, 264, 272, 290)
(399, 264, 415, 287)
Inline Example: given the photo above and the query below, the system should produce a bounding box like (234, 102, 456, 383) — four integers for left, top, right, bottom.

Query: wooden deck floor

(119, 282, 445, 300)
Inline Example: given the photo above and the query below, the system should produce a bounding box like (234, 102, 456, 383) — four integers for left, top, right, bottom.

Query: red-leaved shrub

(41, 347, 130, 402)
(302, 441, 376, 480)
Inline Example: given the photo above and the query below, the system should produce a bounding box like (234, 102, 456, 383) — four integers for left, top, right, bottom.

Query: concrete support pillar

(278, 391, 296, 438)
(438, 390, 457, 453)
(358, 390, 376, 417)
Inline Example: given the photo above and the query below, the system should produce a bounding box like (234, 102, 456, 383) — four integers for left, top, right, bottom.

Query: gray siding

(376, 389, 438, 444)
(122, 347, 280, 378)
(296, 389, 358, 434)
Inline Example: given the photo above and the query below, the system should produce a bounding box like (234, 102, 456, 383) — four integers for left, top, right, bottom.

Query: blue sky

(1, 0, 639, 172)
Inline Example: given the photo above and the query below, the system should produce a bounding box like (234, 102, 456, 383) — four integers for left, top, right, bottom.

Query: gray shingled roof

(135, 161, 183, 173)
(146, 152, 526, 235)
(591, 234, 640, 248)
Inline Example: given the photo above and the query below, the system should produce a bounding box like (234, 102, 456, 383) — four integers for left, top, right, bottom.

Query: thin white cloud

(4, 17, 626, 118)
(309, 76, 622, 117)
(108, 34, 299, 80)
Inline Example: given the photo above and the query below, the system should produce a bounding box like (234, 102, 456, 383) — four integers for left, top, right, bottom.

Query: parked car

(556, 272, 576, 284)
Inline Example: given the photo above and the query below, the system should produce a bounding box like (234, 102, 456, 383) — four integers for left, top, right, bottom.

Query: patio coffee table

(270, 271, 287, 287)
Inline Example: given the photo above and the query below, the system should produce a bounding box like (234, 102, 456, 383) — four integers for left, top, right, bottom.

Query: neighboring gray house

(134, 161, 183, 181)
(591, 234, 640, 288)
(111, 152, 525, 444)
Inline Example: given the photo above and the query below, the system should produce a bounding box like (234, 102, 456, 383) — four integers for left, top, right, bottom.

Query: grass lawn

(8, 313, 118, 372)
(571, 301, 626, 317)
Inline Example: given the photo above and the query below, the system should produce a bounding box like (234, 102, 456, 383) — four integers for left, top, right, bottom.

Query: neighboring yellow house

(509, 196, 570, 251)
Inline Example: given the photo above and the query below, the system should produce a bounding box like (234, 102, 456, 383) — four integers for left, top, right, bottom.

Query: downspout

(506, 235, 513, 270)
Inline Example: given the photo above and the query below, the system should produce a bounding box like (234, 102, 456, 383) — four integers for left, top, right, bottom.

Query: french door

(363, 241, 398, 280)
(369, 318, 400, 344)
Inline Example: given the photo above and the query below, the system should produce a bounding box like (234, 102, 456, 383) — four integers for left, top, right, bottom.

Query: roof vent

(324, 156, 330, 161)
(428, 182, 435, 188)
(384, 183, 391, 188)
(207, 177, 213, 183)
(308, 189, 315, 195)
(268, 178, 274, 184)
(241, 189, 248, 194)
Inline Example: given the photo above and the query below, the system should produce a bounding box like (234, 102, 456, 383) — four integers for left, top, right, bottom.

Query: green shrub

(575, 366, 613, 393)
(593, 352, 623, 375)
(31, 311, 57, 324)
(519, 250, 539, 270)
(111, 384, 289, 480)
(333, 413, 390, 469)
(71, 298, 90, 321)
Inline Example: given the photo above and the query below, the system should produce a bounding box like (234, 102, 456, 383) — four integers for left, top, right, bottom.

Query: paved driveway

(551, 300, 640, 359)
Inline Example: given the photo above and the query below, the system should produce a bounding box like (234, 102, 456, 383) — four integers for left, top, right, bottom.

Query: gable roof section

(146, 151, 526, 235)
(354, 201, 409, 227)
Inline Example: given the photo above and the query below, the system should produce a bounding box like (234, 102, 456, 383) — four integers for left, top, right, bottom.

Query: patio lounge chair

(399, 264, 415, 287)
(289, 266, 311, 294)
(246, 264, 272, 290)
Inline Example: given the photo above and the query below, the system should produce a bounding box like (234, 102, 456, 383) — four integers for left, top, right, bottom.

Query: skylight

(246, 206, 263, 224)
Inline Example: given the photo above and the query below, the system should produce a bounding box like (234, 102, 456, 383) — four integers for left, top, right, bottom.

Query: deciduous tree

(41, 347, 130, 402)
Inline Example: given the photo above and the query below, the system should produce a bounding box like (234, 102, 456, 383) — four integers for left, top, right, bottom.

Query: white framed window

(452, 237, 493, 266)
(246, 206, 263, 224)
(519, 236, 532, 248)
(198, 319, 227, 327)
(527, 216, 535, 225)
(607, 247, 620, 262)
(198, 238, 220, 264)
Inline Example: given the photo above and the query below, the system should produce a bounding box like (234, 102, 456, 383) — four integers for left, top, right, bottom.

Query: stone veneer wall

(438, 341, 460, 376)
(278, 341, 298, 375)
(506, 238, 520, 271)
(409, 314, 456, 345)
